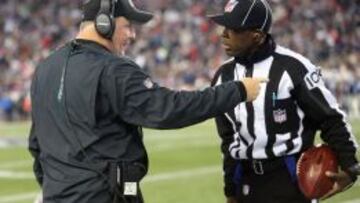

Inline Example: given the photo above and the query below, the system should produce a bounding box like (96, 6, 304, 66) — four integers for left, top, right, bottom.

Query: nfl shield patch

(273, 109, 287, 124)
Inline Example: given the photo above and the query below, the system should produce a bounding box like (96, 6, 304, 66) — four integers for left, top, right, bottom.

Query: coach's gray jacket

(29, 39, 247, 202)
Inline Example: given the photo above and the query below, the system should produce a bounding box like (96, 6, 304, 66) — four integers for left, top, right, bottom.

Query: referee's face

(221, 27, 259, 57)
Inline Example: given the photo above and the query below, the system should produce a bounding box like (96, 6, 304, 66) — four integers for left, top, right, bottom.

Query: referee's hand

(241, 77, 269, 102)
(321, 170, 354, 200)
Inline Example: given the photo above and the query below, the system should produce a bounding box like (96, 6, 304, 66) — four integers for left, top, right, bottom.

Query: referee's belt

(240, 157, 289, 175)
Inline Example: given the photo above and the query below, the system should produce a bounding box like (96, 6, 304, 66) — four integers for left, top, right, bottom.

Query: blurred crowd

(0, 0, 359, 121)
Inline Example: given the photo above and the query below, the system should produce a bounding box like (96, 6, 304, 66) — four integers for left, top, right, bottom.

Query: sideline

(0, 192, 38, 203)
(0, 160, 32, 169)
(0, 171, 34, 179)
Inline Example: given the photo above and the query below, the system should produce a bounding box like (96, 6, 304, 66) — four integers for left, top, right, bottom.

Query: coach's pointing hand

(241, 77, 269, 102)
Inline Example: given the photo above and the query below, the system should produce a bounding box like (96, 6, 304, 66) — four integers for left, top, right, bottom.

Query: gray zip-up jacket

(29, 39, 247, 202)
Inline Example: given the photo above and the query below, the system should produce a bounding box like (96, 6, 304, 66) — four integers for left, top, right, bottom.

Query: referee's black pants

(234, 158, 316, 203)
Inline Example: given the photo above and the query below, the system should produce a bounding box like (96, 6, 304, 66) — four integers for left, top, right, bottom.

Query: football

(296, 145, 338, 199)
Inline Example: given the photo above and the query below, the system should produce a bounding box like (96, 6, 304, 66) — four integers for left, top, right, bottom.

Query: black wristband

(235, 81, 247, 102)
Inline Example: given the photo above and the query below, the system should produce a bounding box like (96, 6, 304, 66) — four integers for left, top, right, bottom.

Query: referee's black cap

(208, 0, 272, 33)
(82, 0, 153, 24)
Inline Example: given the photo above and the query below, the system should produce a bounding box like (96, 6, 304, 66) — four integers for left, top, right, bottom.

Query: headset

(95, 0, 115, 39)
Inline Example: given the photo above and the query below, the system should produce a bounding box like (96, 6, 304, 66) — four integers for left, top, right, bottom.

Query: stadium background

(0, 0, 359, 202)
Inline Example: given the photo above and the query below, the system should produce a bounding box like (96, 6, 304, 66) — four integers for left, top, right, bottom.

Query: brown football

(296, 145, 338, 199)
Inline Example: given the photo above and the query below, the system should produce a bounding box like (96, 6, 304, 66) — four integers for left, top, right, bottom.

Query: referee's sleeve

(292, 63, 358, 169)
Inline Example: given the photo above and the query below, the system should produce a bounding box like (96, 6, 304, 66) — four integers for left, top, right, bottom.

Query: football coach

(28, 0, 268, 202)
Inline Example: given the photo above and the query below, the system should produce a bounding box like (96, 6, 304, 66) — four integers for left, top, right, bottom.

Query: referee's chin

(224, 49, 238, 57)
(223, 47, 244, 57)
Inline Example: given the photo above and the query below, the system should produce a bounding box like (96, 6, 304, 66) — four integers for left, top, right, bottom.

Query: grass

(0, 122, 31, 137)
(0, 119, 359, 203)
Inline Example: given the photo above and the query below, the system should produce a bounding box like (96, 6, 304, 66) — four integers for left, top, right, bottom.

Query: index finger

(325, 171, 338, 180)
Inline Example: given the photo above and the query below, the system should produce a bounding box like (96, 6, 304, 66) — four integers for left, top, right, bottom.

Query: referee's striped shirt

(212, 36, 358, 196)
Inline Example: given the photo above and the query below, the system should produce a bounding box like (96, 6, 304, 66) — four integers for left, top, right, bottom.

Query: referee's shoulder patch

(304, 67, 324, 90)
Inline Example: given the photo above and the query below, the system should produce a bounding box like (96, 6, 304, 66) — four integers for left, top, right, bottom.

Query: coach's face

(221, 27, 261, 57)
(112, 17, 136, 56)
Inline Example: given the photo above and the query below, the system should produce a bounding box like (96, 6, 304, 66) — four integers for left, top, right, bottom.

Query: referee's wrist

(235, 81, 247, 102)
(346, 163, 360, 182)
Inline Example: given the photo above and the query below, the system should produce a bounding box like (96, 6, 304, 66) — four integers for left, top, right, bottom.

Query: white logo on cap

(225, 0, 239, 13)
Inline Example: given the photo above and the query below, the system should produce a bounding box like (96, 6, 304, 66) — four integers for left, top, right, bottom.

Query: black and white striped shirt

(212, 36, 358, 196)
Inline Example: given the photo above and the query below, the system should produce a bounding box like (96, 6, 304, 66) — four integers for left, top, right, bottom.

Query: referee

(209, 0, 359, 202)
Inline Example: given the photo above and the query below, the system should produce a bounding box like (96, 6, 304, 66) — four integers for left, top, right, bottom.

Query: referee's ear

(252, 30, 266, 46)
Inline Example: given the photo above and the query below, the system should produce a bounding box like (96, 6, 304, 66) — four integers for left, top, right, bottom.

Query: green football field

(0, 119, 359, 203)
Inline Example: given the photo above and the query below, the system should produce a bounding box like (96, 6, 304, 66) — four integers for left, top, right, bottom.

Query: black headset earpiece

(95, 0, 115, 39)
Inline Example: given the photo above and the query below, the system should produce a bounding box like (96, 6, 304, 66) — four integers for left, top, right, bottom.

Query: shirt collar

(72, 39, 112, 53)
(234, 35, 276, 66)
